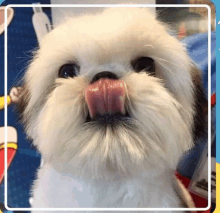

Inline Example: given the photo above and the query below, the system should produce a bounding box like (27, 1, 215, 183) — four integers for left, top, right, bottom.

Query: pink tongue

(85, 78, 126, 119)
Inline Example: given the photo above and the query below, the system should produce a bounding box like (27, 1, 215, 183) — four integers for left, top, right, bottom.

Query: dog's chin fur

(17, 7, 207, 210)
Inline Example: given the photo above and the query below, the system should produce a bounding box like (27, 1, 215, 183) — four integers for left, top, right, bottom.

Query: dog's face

(19, 8, 205, 179)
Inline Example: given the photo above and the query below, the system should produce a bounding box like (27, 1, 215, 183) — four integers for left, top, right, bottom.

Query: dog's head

(18, 7, 206, 179)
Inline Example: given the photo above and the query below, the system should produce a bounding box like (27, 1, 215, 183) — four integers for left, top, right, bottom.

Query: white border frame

(4, 3, 211, 211)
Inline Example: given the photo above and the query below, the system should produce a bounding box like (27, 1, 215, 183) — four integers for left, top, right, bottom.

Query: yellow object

(0, 96, 11, 110)
(214, 163, 220, 213)
(0, 142, 18, 150)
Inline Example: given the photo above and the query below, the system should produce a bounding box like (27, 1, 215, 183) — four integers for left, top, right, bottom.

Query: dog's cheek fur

(16, 84, 38, 141)
(16, 82, 53, 140)
(16, 53, 64, 140)
(35, 77, 88, 161)
(124, 73, 193, 167)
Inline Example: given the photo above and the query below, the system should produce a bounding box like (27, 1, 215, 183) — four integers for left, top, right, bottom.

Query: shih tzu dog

(17, 6, 207, 212)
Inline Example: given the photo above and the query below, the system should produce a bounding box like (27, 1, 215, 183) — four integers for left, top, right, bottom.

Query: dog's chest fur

(31, 164, 182, 212)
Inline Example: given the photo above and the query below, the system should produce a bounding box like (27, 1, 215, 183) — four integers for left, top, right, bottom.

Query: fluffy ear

(191, 64, 208, 142)
(15, 84, 31, 133)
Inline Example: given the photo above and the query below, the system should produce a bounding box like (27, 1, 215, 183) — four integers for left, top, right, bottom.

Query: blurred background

(157, 0, 216, 38)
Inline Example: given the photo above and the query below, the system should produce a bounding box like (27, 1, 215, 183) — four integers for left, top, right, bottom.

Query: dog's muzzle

(85, 71, 126, 121)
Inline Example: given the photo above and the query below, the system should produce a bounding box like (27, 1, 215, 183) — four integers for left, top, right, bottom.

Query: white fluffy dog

(17, 7, 207, 212)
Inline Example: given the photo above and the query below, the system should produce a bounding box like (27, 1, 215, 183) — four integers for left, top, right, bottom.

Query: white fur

(31, 164, 181, 212)
(21, 7, 196, 212)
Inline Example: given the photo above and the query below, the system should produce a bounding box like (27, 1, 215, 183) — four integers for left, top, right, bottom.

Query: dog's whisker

(156, 61, 175, 74)
(143, 44, 155, 49)
(153, 57, 176, 65)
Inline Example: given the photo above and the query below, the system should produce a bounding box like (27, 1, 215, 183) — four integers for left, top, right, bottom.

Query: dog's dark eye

(132, 57, 155, 73)
(58, 63, 79, 78)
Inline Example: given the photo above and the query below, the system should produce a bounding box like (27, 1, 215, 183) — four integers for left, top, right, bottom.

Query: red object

(175, 172, 211, 213)
(178, 22, 187, 40)
(211, 93, 216, 107)
(0, 143, 17, 184)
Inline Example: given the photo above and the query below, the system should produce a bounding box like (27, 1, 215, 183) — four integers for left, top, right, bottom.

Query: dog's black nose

(91, 71, 118, 83)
